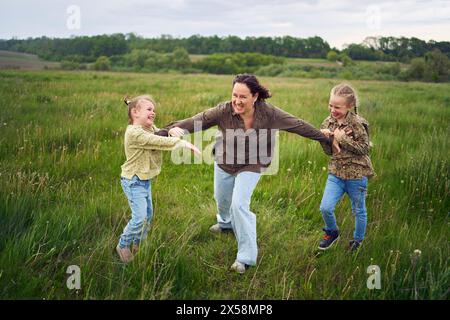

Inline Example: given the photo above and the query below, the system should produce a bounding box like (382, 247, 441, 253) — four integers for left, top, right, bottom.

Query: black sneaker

(318, 229, 339, 250)
(349, 240, 362, 252)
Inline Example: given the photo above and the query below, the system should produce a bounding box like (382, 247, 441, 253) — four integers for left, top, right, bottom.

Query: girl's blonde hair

(330, 83, 359, 114)
(123, 95, 156, 124)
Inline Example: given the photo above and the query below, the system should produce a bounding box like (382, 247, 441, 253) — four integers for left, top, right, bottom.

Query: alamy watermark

(66, 265, 81, 290)
(66, 5, 81, 30)
(365, 5, 381, 31)
(367, 265, 381, 290)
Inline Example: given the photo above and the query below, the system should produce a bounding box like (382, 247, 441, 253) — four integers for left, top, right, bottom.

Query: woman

(162, 74, 331, 273)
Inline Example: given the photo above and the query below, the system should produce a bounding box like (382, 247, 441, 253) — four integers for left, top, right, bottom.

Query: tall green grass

(0, 70, 448, 299)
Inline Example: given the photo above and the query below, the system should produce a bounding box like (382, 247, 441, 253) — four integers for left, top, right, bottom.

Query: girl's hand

(183, 141, 201, 156)
(344, 128, 353, 136)
(333, 128, 346, 141)
(169, 127, 185, 137)
(321, 129, 333, 138)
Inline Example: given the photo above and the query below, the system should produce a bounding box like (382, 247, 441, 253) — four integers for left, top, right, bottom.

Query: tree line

(1, 34, 448, 82)
(69, 48, 284, 76)
(1, 34, 449, 63)
(0, 34, 331, 62)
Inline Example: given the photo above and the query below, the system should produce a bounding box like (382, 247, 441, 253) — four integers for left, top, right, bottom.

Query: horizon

(1, 0, 449, 50)
(1, 33, 449, 50)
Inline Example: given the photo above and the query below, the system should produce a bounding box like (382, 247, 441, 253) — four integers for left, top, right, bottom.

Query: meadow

(0, 50, 59, 71)
(0, 70, 448, 299)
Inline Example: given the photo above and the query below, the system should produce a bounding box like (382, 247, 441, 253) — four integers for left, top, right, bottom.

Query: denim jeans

(320, 173, 368, 241)
(118, 175, 153, 248)
(214, 162, 261, 266)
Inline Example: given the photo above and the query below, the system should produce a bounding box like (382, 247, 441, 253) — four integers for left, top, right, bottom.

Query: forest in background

(1, 34, 449, 82)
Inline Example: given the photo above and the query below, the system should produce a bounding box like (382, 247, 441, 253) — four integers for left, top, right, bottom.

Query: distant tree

(61, 60, 81, 70)
(345, 44, 378, 61)
(124, 49, 150, 69)
(327, 50, 338, 62)
(171, 47, 191, 69)
(338, 53, 353, 67)
(408, 58, 426, 80)
(391, 62, 401, 76)
(423, 49, 450, 82)
(92, 56, 111, 71)
(194, 53, 284, 74)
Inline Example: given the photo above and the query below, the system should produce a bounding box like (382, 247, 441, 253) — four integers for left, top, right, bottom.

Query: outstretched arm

(162, 105, 222, 135)
(129, 128, 201, 156)
(319, 120, 333, 155)
(274, 107, 329, 142)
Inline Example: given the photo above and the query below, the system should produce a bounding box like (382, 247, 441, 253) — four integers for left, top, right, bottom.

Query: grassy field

(0, 70, 448, 299)
(0, 50, 60, 70)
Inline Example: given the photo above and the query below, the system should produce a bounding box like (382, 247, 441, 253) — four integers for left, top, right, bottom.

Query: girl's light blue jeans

(320, 173, 368, 241)
(214, 162, 261, 266)
(118, 175, 153, 248)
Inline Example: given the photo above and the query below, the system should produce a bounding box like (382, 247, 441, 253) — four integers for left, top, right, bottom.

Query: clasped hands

(320, 128, 353, 154)
(168, 127, 201, 156)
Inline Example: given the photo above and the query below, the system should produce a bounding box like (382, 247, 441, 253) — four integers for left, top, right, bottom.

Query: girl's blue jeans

(320, 173, 368, 241)
(118, 175, 153, 248)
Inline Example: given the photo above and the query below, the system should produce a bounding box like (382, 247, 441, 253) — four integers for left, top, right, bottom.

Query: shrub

(327, 50, 338, 62)
(423, 49, 450, 82)
(60, 60, 80, 70)
(194, 53, 284, 74)
(92, 56, 111, 71)
(408, 58, 426, 80)
(338, 53, 354, 67)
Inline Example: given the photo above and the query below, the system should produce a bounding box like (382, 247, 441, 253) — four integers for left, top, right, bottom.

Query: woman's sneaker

(318, 229, 339, 250)
(209, 223, 233, 234)
(349, 240, 362, 252)
(230, 260, 249, 274)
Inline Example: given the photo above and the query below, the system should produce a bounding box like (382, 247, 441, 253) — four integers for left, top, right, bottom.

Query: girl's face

(328, 94, 352, 121)
(232, 82, 258, 116)
(133, 100, 156, 127)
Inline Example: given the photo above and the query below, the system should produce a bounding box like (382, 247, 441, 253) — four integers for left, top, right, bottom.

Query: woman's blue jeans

(214, 162, 261, 266)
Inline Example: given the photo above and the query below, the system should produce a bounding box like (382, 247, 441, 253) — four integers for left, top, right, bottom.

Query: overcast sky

(1, 0, 449, 49)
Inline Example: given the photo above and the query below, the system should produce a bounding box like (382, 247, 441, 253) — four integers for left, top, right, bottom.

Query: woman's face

(231, 82, 258, 115)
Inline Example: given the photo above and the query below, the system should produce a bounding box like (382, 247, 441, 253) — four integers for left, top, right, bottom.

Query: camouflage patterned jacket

(320, 111, 375, 180)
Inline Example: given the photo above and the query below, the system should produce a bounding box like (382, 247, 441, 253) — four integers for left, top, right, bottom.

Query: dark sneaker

(318, 229, 339, 250)
(349, 240, 362, 252)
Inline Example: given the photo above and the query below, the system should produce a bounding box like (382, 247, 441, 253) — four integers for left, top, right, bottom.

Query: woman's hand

(169, 127, 185, 137)
(332, 138, 341, 154)
(320, 129, 333, 138)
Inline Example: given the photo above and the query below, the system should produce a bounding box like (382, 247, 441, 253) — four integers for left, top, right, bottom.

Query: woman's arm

(163, 104, 222, 134)
(272, 106, 330, 143)
(319, 119, 333, 155)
